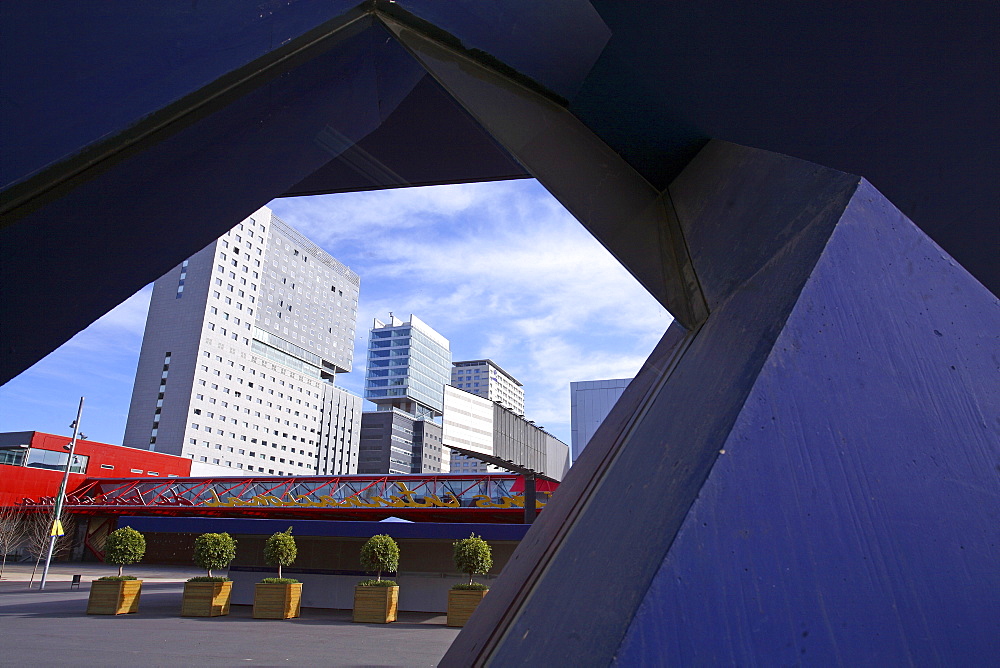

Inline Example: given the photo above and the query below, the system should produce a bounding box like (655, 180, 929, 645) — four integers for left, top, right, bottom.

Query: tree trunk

(278, 564, 282, 579)
(118, 564, 123, 577)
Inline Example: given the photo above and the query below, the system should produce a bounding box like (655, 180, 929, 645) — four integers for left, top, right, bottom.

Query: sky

(0, 179, 672, 447)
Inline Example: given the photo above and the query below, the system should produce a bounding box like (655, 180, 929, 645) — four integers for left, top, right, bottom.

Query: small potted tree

(87, 526, 146, 615)
(253, 527, 301, 619)
(447, 533, 493, 627)
(353, 534, 400, 623)
(182, 532, 237, 617)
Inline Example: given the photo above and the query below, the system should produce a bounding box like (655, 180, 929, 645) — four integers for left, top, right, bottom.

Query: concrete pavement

(0, 563, 461, 667)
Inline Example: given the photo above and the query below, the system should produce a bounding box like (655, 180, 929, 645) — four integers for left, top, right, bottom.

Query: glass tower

(364, 313, 451, 420)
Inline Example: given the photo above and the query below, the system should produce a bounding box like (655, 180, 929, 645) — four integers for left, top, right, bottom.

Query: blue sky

(0, 179, 671, 447)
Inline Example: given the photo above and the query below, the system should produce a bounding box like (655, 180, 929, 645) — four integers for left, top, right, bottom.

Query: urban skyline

(0, 179, 673, 447)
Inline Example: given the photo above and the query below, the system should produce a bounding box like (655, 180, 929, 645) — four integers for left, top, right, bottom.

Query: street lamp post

(38, 397, 84, 590)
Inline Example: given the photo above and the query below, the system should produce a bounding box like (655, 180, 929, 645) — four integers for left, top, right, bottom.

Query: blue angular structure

(2, 2, 998, 664)
(615, 174, 1000, 666)
(446, 142, 999, 665)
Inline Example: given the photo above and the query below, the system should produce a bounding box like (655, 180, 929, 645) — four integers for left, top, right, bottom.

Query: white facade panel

(442, 385, 495, 456)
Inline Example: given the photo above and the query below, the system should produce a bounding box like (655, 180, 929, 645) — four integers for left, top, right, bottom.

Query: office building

(570, 378, 631, 462)
(451, 359, 524, 414)
(364, 313, 452, 419)
(443, 386, 570, 480)
(123, 206, 363, 476)
(357, 408, 447, 475)
(360, 314, 451, 474)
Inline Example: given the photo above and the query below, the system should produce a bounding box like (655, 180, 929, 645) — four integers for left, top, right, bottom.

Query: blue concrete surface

(613, 179, 1000, 666)
(444, 143, 999, 666)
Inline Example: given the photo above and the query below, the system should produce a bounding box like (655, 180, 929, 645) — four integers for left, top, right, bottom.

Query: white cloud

(272, 179, 673, 443)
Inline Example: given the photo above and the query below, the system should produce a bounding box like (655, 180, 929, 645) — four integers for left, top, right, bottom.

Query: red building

(0, 431, 192, 506)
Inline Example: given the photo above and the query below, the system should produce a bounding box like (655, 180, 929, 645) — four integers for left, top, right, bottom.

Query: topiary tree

(104, 526, 146, 577)
(192, 532, 237, 578)
(360, 534, 399, 583)
(263, 527, 296, 579)
(453, 533, 492, 587)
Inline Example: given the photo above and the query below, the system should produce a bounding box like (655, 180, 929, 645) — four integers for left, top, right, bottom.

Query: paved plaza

(0, 563, 460, 667)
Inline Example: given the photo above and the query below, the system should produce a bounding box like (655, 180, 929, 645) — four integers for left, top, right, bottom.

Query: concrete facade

(123, 206, 362, 476)
(569, 378, 632, 462)
(451, 359, 524, 414)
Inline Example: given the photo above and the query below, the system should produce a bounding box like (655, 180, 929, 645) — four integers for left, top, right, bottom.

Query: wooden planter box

(447, 588, 488, 627)
(252, 582, 302, 619)
(353, 585, 399, 624)
(87, 579, 142, 615)
(181, 580, 233, 617)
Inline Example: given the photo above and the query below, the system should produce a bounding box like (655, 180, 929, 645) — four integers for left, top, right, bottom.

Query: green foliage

(260, 577, 299, 584)
(104, 526, 146, 576)
(186, 576, 230, 583)
(451, 582, 490, 591)
(263, 527, 297, 578)
(97, 575, 139, 581)
(358, 579, 398, 587)
(453, 533, 492, 585)
(192, 532, 237, 577)
(359, 534, 400, 582)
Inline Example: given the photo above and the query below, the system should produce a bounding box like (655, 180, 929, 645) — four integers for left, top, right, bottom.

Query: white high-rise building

(450, 359, 524, 415)
(123, 206, 363, 476)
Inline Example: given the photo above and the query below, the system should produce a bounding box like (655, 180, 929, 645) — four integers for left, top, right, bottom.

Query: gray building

(123, 206, 363, 476)
(360, 314, 451, 474)
(443, 385, 569, 481)
(570, 378, 632, 462)
(357, 408, 447, 475)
